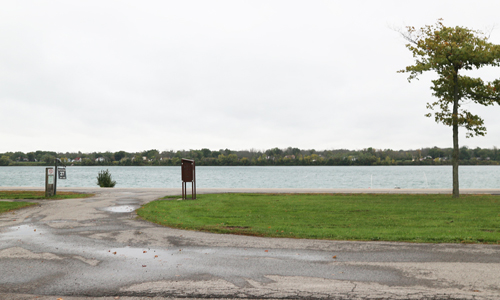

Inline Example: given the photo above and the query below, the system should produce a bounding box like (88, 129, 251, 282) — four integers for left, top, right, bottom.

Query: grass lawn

(137, 193, 500, 244)
(0, 201, 37, 214)
(0, 190, 94, 215)
(0, 190, 93, 200)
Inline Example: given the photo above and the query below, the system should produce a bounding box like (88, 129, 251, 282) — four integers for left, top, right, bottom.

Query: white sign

(48, 168, 54, 175)
(48, 175, 54, 184)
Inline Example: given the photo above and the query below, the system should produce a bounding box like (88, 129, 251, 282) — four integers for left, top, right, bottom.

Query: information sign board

(58, 168, 66, 179)
(181, 159, 196, 199)
(182, 162, 193, 182)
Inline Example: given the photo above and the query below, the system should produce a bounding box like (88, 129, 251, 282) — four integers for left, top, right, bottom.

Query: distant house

(420, 156, 433, 161)
(95, 157, 105, 162)
(72, 157, 82, 162)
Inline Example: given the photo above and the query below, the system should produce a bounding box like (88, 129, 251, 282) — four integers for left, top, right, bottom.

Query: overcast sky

(1, 1, 500, 153)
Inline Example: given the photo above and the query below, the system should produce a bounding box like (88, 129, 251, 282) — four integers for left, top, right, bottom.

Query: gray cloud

(1, 0, 500, 152)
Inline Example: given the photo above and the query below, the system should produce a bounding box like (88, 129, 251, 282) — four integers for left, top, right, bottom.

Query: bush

(97, 169, 116, 187)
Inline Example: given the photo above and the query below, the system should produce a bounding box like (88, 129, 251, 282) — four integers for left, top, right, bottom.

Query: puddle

(1, 224, 45, 240)
(100, 205, 140, 213)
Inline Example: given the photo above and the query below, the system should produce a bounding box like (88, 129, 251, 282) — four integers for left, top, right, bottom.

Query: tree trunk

(452, 68, 460, 198)
(452, 120, 459, 198)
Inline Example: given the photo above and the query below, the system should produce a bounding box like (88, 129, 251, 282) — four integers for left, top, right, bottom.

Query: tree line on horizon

(1, 146, 500, 167)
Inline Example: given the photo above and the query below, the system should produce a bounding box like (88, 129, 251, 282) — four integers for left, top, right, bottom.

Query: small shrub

(97, 169, 116, 187)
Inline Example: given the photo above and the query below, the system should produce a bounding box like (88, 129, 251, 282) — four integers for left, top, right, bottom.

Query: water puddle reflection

(100, 205, 139, 213)
(1, 224, 44, 240)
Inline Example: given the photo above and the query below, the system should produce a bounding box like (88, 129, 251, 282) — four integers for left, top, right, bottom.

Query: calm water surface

(0, 166, 499, 189)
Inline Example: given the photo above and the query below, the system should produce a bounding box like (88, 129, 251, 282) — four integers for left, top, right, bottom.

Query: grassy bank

(0, 191, 93, 215)
(0, 201, 37, 214)
(137, 193, 500, 244)
(0, 191, 93, 200)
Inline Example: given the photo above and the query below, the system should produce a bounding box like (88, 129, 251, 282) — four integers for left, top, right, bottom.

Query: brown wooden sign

(181, 159, 196, 199)
(182, 160, 194, 182)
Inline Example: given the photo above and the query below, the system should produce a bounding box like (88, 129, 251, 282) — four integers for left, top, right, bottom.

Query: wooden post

(54, 160, 58, 195)
(45, 168, 55, 197)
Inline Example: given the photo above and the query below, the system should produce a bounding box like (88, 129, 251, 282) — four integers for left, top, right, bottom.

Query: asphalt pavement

(0, 187, 499, 300)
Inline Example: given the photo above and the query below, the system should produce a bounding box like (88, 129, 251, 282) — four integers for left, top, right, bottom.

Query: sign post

(45, 168, 55, 197)
(181, 159, 196, 199)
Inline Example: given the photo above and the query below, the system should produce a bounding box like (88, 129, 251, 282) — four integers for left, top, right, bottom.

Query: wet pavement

(0, 187, 499, 300)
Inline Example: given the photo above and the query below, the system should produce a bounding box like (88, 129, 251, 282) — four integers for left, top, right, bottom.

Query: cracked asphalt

(0, 187, 499, 300)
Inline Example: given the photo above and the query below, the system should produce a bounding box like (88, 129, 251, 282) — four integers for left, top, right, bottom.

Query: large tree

(399, 20, 500, 197)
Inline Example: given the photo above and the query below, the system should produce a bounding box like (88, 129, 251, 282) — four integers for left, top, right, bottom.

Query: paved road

(0, 187, 499, 300)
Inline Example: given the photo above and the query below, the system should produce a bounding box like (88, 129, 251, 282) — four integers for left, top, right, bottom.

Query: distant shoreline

(2, 161, 500, 167)
(2, 147, 500, 167)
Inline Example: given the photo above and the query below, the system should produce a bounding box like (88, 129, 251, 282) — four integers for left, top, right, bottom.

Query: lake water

(0, 165, 499, 189)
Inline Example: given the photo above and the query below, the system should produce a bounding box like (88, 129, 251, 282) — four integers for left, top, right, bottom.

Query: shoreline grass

(137, 193, 500, 244)
(0, 201, 37, 214)
(0, 191, 94, 200)
(0, 191, 94, 215)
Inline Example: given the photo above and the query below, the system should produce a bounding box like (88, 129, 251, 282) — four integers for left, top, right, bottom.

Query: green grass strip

(137, 193, 500, 244)
(0, 201, 37, 214)
(0, 191, 93, 200)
